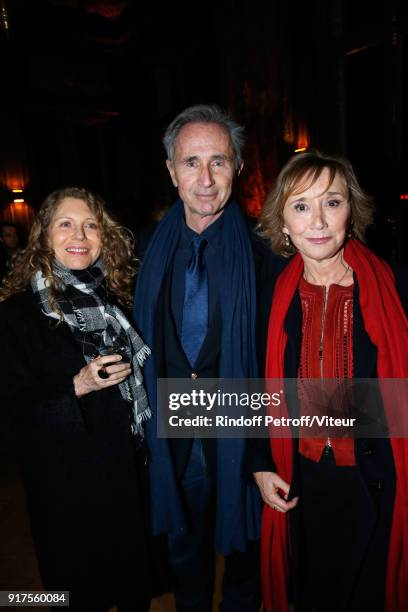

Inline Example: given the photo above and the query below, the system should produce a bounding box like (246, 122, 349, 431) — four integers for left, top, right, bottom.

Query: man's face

(0, 225, 19, 250)
(166, 122, 240, 230)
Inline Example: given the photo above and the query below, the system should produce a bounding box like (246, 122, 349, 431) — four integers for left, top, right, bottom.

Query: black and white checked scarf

(31, 260, 151, 436)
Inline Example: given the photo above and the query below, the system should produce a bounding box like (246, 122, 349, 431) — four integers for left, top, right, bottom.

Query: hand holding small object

(73, 353, 131, 397)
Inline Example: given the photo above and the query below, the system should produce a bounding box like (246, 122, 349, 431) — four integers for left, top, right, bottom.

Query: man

(0, 222, 20, 283)
(134, 105, 281, 612)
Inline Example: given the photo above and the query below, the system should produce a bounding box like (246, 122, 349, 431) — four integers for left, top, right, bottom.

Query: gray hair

(163, 104, 245, 170)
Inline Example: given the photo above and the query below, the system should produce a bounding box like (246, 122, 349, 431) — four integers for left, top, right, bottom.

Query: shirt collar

(180, 210, 224, 251)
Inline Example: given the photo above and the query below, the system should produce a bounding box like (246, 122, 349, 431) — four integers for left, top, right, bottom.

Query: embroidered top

(298, 277, 355, 466)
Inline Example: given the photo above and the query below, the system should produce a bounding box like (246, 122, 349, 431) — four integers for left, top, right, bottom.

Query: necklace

(335, 263, 351, 285)
(304, 260, 351, 287)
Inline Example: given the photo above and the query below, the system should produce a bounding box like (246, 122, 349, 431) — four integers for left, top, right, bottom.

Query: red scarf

(262, 239, 408, 611)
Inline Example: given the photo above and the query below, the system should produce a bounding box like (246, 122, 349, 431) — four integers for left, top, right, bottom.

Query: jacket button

(191, 372, 198, 379)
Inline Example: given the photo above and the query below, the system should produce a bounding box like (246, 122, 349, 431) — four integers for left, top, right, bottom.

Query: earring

(283, 233, 290, 247)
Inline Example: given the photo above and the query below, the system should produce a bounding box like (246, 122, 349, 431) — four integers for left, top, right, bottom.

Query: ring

(273, 505, 277, 511)
(98, 367, 109, 379)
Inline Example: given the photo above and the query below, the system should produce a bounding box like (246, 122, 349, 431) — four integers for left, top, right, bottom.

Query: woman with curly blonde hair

(1, 186, 136, 307)
(0, 187, 152, 611)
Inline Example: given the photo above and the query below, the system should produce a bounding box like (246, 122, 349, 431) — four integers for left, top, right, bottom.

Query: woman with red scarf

(252, 151, 407, 611)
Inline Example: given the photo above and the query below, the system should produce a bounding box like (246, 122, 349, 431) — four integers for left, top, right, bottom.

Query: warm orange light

(295, 124, 309, 150)
(241, 145, 269, 218)
(12, 189, 23, 193)
(283, 117, 310, 151)
(283, 117, 295, 145)
(1, 172, 27, 192)
(0, 201, 35, 234)
(245, 165, 267, 217)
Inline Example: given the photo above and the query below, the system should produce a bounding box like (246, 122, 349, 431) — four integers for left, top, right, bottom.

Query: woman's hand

(73, 355, 131, 397)
(253, 471, 299, 513)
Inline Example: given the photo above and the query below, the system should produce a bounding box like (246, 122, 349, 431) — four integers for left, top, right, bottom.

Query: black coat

(0, 289, 151, 610)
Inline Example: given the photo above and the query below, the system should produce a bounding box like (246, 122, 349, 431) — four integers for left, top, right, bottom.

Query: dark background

(0, 0, 407, 260)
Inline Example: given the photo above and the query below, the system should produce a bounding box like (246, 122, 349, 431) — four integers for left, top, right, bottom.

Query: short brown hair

(0, 187, 136, 309)
(259, 150, 375, 257)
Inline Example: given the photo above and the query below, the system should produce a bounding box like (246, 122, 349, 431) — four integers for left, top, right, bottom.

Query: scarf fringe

(136, 407, 152, 423)
(135, 344, 151, 366)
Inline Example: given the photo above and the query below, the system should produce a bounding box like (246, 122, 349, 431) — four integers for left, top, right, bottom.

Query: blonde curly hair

(0, 187, 136, 310)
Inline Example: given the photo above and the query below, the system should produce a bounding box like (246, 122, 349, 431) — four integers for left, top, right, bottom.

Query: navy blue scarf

(134, 199, 261, 553)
